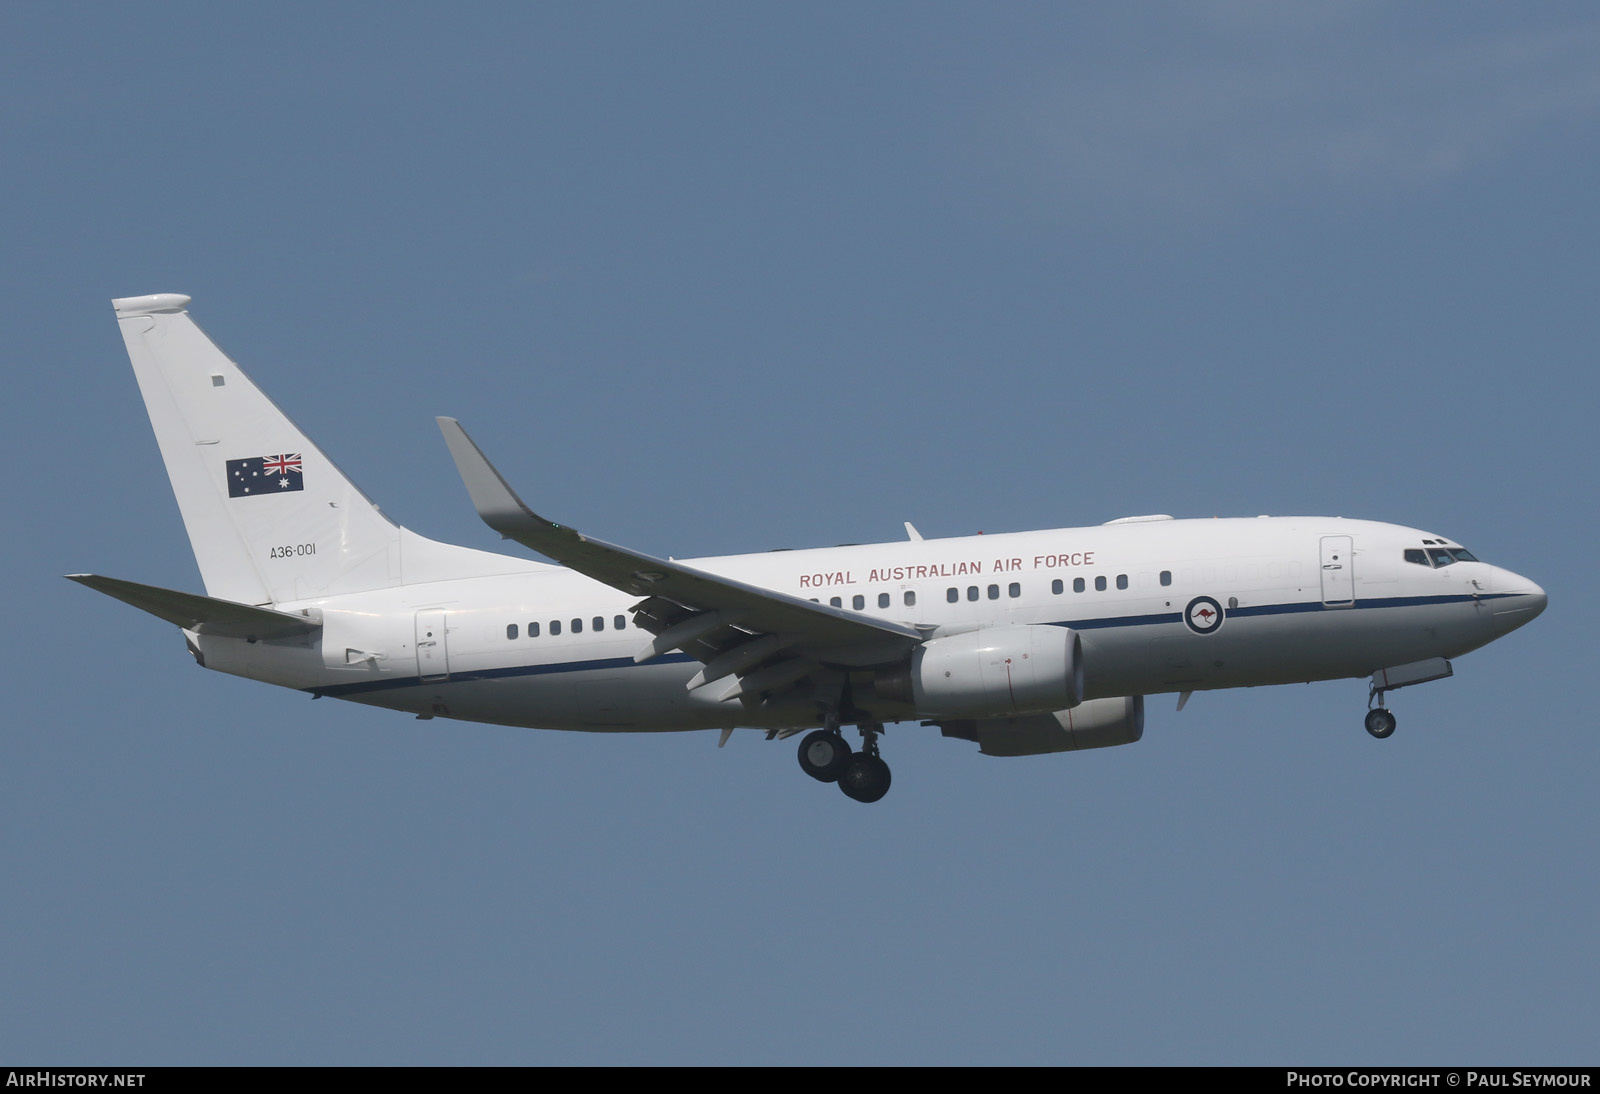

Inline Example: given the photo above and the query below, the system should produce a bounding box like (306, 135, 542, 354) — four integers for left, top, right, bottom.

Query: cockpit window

(1408, 545, 1483, 568)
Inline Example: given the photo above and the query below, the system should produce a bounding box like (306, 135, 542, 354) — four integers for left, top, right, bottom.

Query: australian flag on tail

(227, 453, 304, 497)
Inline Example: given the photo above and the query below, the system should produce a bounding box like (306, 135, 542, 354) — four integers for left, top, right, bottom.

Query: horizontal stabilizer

(67, 574, 321, 640)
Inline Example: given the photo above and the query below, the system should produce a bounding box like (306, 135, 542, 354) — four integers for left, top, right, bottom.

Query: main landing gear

(797, 728, 852, 781)
(797, 720, 892, 803)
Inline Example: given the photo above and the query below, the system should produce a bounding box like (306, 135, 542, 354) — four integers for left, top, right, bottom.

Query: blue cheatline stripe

(1054, 591, 1515, 632)
(307, 592, 1517, 698)
(1067, 610, 1183, 630)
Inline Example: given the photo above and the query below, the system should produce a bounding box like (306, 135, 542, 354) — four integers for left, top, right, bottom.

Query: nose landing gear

(1363, 658, 1452, 740)
(1364, 707, 1397, 739)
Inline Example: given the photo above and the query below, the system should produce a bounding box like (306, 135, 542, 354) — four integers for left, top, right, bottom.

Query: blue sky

(2, 2, 1595, 1064)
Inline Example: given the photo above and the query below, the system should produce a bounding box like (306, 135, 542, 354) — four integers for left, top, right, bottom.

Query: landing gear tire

(1365, 708, 1397, 739)
(798, 730, 853, 783)
(838, 754, 892, 803)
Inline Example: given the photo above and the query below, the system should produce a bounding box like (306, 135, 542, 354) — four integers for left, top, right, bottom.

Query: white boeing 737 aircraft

(74, 293, 1548, 803)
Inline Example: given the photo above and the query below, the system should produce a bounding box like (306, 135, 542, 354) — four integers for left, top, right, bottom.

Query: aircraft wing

(437, 418, 922, 697)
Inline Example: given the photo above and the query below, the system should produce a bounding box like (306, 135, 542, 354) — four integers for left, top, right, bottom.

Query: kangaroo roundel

(1184, 595, 1224, 635)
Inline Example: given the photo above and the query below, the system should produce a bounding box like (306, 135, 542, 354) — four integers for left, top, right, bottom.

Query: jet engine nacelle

(940, 695, 1146, 757)
(908, 624, 1084, 719)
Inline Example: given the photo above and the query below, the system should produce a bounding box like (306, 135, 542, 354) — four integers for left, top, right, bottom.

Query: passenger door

(1319, 536, 1354, 606)
(415, 610, 451, 680)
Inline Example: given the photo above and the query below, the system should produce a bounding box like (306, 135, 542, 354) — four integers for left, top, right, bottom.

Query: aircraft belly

(1081, 596, 1491, 697)
(339, 659, 738, 733)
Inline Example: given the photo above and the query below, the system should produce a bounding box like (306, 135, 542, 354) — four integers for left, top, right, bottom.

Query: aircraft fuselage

(194, 515, 1544, 734)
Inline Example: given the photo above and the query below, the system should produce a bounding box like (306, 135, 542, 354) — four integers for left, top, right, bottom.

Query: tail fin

(111, 293, 536, 605)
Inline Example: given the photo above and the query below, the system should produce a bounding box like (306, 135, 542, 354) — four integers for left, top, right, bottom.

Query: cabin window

(1052, 579, 1063, 595)
(1160, 570, 1172, 586)
(593, 616, 604, 631)
(852, 594, 865, 610)
(967, 586, 979, 601)
(615, 615, 627, 630)
(528, 622, 540, 637)
(1073, 577, 1086, 593)
(506, 623, 518, 640)
(878, 593, 891, 608)
(904, 590, 916, 607)
(1095, 575, 1107, 592)
(571, 618, 583, 633)
(987, 584, 999, 600)
(947, 587, 959, 603)
(1116, 574, 1128, 590)
(830, 597, 842, 608)
(550, 620, 561, 636)
(1008, 582, 1021, 598)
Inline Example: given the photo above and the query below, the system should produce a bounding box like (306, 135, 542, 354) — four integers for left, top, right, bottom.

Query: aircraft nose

(1521, 580, 1548, 619)
(1490, 571, 1547, 635)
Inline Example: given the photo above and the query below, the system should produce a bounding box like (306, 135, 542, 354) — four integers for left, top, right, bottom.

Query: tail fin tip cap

(112, 293, 191, 317)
